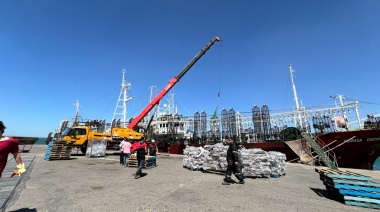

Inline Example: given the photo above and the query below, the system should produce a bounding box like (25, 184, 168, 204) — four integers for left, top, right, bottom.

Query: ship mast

(73, 99, 82, 126)
(289, 64, 304, 129)
(289, 64, 300, 110)
(112, 69, 133, 127)
(148, 86, 157, 118)
(169, 93, 175, 115)
(337, 94, 355, 129)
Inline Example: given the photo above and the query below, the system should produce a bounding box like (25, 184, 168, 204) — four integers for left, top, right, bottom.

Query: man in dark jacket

(148, 139, 158, 156)
(223, 137, 245, 185)
(132, 140, 147, 179)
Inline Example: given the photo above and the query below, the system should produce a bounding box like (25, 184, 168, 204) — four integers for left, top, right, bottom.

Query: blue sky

(1, 0, 380, 137)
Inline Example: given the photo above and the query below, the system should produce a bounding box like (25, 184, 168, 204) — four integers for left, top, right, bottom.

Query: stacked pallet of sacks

(240, 149, 286, 177)
(183, 143, 286, 177)
(268, 151, 287, 177)
(202, 144, 228, 171)
(85, 139, 107, 158)
(182, 146, 205, 170)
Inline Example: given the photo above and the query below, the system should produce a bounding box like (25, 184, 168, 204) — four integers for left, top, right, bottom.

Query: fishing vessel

(166, 64, 380, 170)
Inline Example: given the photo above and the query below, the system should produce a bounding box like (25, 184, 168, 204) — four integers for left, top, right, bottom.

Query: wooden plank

(50, 151, 72, 154)
(344, 195, 380, 204)
(332, 179, 380, 188)
(342, 170, 371, 177)
(317, 168, 373, 178)
(49, 155, 71, 157)
(50, 149, 72, 153)
(51, 145, 73, 148)
(326, 174, 372, 181)
(203, 169, 225, 175)
(49, 155, 70, 158)
(48, 158, 71, 160)
(345, 201, 380, 209)
(50, 147, 73, 149)
(49, 154, 71, 157)
(183, 166, 201, 171)
(128, 161, 155, 169)
(334, 183, 380, 192)
(339, 189, 380, 199)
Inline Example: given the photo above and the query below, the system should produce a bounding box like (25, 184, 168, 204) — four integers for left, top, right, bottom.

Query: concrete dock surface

(2, 145, 380, 212)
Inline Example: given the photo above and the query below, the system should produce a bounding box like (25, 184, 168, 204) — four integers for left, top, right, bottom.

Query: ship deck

(2, 145, 380, 212)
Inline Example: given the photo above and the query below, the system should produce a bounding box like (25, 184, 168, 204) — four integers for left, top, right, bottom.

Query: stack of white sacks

(182, 146, 205, 170)
(85, 139, 107, 158)
(182, 143, 286, 177)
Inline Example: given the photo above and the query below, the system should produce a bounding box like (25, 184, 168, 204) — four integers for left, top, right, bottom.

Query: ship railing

(312, 135, 356, 158)
(310, 134, 338, 162)
(306, 139, 337, 158)
(301, 132, 339, 170)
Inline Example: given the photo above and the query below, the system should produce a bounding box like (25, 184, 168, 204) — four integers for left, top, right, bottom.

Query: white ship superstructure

(149, 92, 193, 142)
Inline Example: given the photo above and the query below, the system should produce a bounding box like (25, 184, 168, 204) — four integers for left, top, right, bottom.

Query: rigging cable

(345, 98, 380, 105)
(214, 39, 223, 118)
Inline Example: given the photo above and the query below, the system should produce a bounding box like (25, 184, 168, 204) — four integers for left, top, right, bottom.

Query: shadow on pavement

(8, 207, 37, 212)
(309, 187, 337, 201)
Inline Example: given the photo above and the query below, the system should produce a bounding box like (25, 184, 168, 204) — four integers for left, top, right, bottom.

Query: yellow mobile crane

(57, 36, 221, 154)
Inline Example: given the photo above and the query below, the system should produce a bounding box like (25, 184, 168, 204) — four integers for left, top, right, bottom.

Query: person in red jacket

(148, 139, 158, 156)
(131, 140, 147, 179)
(0, 121, 26, 178)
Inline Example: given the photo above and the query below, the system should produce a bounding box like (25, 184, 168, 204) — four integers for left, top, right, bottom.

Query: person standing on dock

(148, 139, 158, 156)
(122, 137, 132, 167)
(222, 137, 245, 185)
(131, 140, 147, 179)
(119, 137, 128, 166)
(0, 121, 26, 178)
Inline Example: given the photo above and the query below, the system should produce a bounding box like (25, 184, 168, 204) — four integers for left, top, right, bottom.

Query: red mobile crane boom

(127, 36, 222, 129)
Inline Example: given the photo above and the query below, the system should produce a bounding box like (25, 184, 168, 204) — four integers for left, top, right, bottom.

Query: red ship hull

(164, 129, 380, 170)
(315, 129, 380, 170)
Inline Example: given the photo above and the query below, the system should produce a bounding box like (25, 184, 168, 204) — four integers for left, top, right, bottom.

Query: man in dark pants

(148, 139, 158, 156)
(223, 137, 245, 185)
(132, 140, 147, 179)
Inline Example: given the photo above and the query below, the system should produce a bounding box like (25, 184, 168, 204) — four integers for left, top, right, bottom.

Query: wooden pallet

(128, 158, 156, 169)
(45, 140, 74, 160)
(316, 168, 380, 209)
(202, 169, 225, 175)
(202, 169, 276, 178)
(183, 166, 201, 171)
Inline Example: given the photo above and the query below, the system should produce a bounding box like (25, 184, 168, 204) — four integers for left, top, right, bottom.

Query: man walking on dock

(132, 140, 147, 179)
(222, 137, 245, 185)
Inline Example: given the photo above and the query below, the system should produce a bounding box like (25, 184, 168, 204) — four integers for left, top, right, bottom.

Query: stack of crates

(45, 140, 73, 160)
